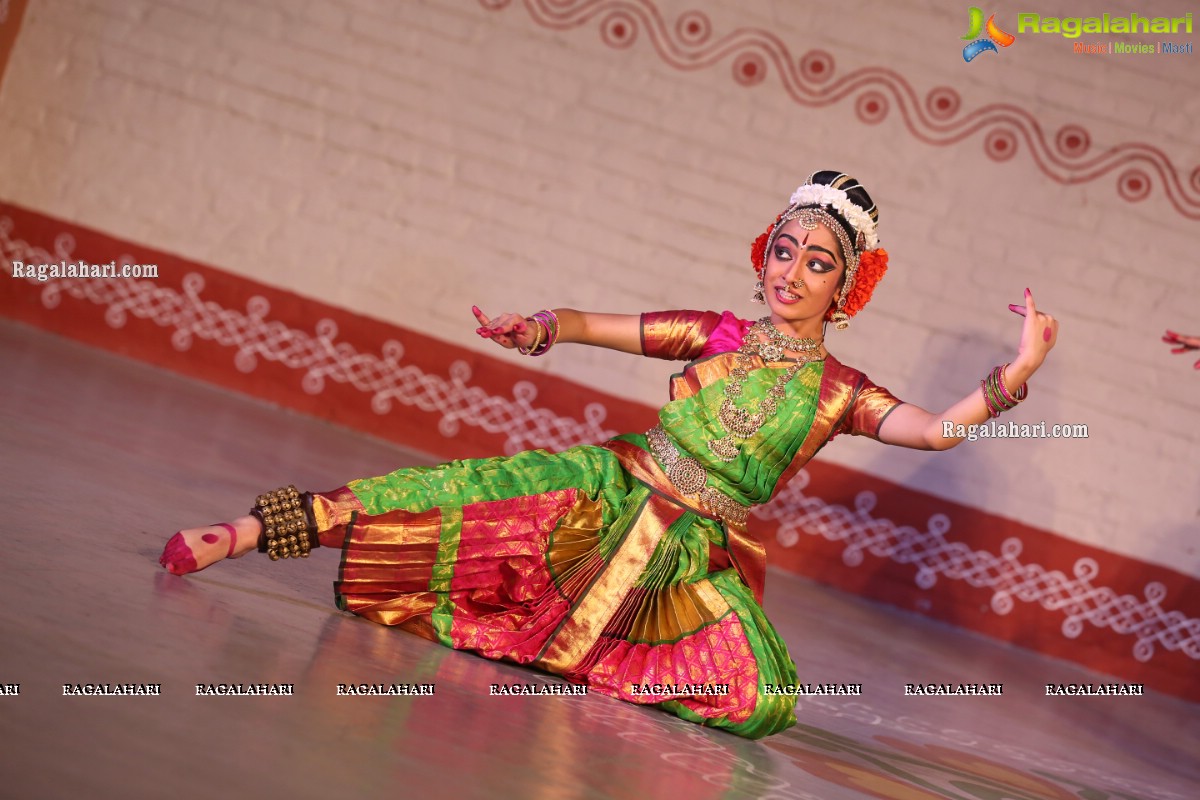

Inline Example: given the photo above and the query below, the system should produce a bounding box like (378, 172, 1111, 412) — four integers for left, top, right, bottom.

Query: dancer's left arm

(876, 289, 1058, 451)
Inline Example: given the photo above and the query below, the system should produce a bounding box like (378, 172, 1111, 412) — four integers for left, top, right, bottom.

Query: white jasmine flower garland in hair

(788, 185, 879, 250)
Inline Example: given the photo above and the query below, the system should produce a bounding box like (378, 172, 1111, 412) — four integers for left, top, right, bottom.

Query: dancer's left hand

(1007, 288, 1058, 371)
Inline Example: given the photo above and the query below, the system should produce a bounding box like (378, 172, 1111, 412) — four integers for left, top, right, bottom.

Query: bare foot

(159, 515, 262, 575)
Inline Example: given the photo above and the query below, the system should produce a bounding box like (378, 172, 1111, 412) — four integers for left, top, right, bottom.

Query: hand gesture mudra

(1162, 330, 1200, 369)
(472, 306, 537, 350)
(1007, 288, 1058, 366)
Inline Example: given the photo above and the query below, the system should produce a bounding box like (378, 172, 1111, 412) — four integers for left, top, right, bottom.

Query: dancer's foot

(159, 515, 262, 575)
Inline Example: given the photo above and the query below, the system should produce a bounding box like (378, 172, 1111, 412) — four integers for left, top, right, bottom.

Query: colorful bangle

(525, 310, 559, 357)
(982, 375, 1006, 417)
(980, 363, 1028, 417)
(988, 368, 1015, 414)
(532, 310, 560, 349)
(517, 318, 545, 355)
(992, 366, 1015, 406)
(994, 365, 1028, 406)
(980, 379, 1002, 418)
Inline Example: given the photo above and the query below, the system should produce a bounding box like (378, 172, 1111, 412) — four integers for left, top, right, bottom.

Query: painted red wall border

(2, 200, 1196, 702)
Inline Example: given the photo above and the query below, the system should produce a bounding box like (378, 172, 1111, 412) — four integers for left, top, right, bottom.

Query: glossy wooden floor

(1, 318, 1196, 800)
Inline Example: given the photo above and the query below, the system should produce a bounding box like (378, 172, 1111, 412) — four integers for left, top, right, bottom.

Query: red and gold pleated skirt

(309, 444, 798, 739)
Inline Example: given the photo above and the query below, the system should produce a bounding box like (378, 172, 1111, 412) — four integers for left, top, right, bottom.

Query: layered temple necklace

(708, 318, 824, 463)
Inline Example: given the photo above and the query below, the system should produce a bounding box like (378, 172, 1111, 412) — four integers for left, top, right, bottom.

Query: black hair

(803, 170, 878, 260)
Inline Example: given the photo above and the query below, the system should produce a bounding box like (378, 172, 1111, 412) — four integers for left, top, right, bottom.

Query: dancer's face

(762, 217, 845, 327)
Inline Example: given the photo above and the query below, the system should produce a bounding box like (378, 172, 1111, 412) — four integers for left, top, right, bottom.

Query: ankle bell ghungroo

(251, 485, 317, 560)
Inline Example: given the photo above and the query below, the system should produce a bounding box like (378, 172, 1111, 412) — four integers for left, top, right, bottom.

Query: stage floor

(1, 319, 1196, 800)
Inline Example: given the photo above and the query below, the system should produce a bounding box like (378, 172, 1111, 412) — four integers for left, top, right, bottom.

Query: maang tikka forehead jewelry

(793, 208, 858, 273)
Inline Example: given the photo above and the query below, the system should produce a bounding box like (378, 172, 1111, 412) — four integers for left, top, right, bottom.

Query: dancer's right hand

(1163, 329, 1200, 369)
(472, 306, 537, 350)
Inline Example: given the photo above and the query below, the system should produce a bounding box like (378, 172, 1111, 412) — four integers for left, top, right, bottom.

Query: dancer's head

(751, 171, 889, 328)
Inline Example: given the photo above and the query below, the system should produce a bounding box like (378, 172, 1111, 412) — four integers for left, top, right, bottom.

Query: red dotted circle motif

(984, 129, 1017, 161)
(600, 11, 637, 49)
(799, 50, 834, 84)
(925, 87, 961, 121)
(1117, 169, 1151, 202)
(676, 11, 711, 45)
(855, 91, 889, 124)
(1055, 125, 1091, 158)
(732, 52, 767, 86)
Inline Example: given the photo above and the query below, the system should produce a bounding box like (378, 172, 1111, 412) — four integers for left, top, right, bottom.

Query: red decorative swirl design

(1117, 169, 1151, 202)
(855, 91, 889, 125)
(675, 10, 709, 45)
(798, 50, 834, 84)
(984, 129, 1017, 162)
(731, 51, 766, 86)
(486, 0, 1200, 220)
(1055, 125, 1090, 159)
(925, 87, 960, 121)
(599, 10, 636, 48)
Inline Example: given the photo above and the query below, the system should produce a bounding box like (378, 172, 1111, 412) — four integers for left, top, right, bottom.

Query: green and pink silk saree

(305, 310, 901, 739)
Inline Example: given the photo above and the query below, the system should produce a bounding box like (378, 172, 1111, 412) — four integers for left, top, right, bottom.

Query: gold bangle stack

(252, 485, 315, 560)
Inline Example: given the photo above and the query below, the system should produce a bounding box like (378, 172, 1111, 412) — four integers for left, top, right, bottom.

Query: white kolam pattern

(0, 216, 616, 455)
(754, 470, 1200, 663)
(3, 214, 1198, 666)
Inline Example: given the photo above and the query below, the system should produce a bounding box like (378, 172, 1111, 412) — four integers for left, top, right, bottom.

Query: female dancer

(160, 171, 1058, 739)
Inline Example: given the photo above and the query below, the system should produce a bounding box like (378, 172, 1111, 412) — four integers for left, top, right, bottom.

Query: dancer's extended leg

(160, 485, 330, 575)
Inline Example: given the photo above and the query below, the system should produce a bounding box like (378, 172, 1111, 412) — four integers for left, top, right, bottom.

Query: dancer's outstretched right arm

(472, 306, 643, 355)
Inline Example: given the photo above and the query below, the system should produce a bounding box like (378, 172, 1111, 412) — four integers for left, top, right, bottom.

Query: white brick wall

(1, 0, 1198, 575)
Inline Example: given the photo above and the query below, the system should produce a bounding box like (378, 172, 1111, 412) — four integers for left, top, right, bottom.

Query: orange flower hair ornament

(832, 247, 888, 322)
(750, 183, 888, 329)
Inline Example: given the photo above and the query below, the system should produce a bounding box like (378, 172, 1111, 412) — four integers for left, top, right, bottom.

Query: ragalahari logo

(962, 7, 1016, 61)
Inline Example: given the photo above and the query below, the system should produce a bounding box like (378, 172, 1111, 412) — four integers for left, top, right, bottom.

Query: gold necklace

(752, 317, 822, 361)
(707, 320, 824, 462)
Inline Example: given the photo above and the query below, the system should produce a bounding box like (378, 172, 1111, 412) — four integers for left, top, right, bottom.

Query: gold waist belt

(646, 425, 752, 526)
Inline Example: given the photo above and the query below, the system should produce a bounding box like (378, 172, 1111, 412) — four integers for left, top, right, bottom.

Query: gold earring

(832, 294, 850, 329)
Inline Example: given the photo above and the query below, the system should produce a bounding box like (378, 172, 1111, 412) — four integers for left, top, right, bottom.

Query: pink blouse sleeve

(697, 311, 754, 358)
(640, 310, 730, 360)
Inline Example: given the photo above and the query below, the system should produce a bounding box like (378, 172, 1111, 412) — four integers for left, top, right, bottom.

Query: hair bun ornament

(824, 248, 889, 322)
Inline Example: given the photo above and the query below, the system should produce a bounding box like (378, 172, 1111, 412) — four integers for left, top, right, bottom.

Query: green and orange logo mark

(962, 7, 1016, 61)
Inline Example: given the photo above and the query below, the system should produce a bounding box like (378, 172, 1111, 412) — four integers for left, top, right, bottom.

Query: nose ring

(790, 279, 806, 290)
